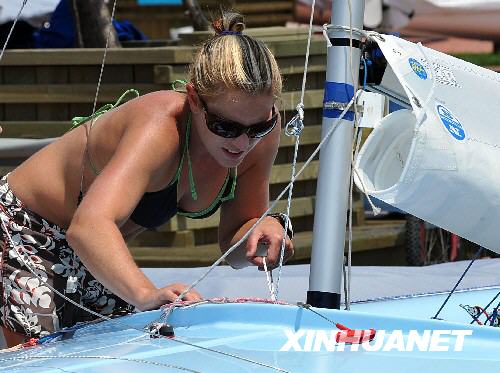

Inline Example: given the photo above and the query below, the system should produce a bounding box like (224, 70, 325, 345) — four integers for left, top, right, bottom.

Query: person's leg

(2, 326, 25, 348)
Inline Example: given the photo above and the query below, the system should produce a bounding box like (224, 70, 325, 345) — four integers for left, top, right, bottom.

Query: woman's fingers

(158, 283, 203, 304)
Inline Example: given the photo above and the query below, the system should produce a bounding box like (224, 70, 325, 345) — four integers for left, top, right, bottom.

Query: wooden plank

(153, 58, 326, 83)
(0, 47, 196, 66)
(277, 55, 327, 75)
(2, 66, 36, 84)
(153, 65, 189, 84)
(4, 104, 37, 121)
(270, 160, 319, 184)
(37, 104, 69, 122)
(242, 14, 292, 28)
(153, 61, 325, 85)
(102, 65, 135, 84)
(36, 66, 69, 84)
(178, 27, 311, 45)
(134, 65, 155, 83)
(0, 121, 71, 138)
(0, 84, 168, 103)
(0, 31, 325, 66)
(234, 2, 293, 14)
(281, 89, 324, 110)
(0, 85, 324, 111)
(279, 125, 321, 147)
(267, 38, 326, 58)
(130, 229, 195, 248)
(70, 103, 93, 120)
(0, 121, 323, 145)
(158, 195, 316, 232)
(130, 222, 406, 267)
(69, 66, 101, 83)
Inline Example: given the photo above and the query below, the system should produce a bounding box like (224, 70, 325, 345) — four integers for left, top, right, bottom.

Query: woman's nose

(231, 132, 250, 150)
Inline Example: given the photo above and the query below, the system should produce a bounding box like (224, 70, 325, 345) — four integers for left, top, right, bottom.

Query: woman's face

(193, 88, 276, 168)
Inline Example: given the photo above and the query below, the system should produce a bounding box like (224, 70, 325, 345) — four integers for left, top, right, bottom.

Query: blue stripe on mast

(323, 82, 355, 120)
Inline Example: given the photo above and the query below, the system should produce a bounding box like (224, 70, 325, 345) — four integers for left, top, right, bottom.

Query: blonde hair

(187, 11, 282, 100)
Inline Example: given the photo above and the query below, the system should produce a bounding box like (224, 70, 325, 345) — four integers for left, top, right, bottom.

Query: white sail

(354, 34, 500, 254)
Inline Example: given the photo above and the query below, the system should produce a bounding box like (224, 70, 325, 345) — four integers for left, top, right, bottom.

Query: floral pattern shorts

(0, 175, 134, 338)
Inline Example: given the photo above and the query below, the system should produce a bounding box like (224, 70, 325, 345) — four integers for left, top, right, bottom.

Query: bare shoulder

(116, 90, 188, 162)
(121, 90, 187, 129)
(96, 90, 189, 189)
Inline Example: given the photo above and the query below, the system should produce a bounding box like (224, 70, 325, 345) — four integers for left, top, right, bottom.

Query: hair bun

(212, 11, 245, 36)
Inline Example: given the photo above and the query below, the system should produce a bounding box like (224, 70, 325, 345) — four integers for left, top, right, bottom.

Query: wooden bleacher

(0, 27, 406, 267)
(114, 0, 296, 39)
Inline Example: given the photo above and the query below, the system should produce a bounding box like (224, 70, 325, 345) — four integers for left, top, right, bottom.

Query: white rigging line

(79, 0, 120, 194)
(1, 219, 292, 372)
(1, 1, 355, 369)
(0, 355, 200, 372)
(0, 0, 355, 371)
(273, 0, 317, 302)
(159, 94, 359, 323)
(345, 0, 356, 311)
(0, 0, 28, 64)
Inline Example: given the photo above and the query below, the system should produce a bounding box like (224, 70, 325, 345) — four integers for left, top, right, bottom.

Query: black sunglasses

(198, 95, 278, 139)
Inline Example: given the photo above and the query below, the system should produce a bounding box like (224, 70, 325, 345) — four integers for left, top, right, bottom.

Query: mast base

(306, 291, 341, 309)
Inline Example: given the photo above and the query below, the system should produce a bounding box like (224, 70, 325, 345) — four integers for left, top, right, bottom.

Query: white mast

(307, 0, 365, 309)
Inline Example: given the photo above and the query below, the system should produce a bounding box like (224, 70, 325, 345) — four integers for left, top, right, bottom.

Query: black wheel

(405, 215, 460, 266)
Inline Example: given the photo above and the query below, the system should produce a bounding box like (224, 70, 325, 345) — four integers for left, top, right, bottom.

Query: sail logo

(436, 104, 466, 141)
(409, 58, 428, 80)
(280, 329, 473, 352)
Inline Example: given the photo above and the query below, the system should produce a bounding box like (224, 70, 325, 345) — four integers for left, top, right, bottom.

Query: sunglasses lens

(209, 120, 241, 138)
(247, 116, 277, 138)
(203, 103, 277, 139)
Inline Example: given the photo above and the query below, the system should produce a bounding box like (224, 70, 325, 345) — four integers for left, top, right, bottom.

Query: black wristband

(268, 213, 294, 239)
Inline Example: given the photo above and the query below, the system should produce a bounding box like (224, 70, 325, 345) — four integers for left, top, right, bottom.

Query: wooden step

(130, 222, 405, 267)
(0, 86, 324, 110)
(0, 120, 321, 144)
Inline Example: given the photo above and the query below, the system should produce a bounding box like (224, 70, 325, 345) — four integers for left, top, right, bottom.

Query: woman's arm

(219, 114, 294, 269)
(67, 102, 200, 310)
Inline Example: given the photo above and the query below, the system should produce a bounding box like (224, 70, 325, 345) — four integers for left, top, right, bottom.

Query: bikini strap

(76, 89, 140, 205)
(184, 116, 198, 201)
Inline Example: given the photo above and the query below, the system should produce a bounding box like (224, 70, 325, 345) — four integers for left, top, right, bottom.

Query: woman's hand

(245, 216, 294, 269)
(138, 283, 202, 311)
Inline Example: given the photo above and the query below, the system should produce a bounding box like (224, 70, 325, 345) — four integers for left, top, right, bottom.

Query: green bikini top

(129, 115, 237, 227)
(73, 90, 237, 228)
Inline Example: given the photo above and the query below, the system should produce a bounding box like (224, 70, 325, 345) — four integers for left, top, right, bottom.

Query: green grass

(452, 53, 500, 67)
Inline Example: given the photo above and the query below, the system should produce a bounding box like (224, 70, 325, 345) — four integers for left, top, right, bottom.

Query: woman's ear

(185, 83, 203, 113)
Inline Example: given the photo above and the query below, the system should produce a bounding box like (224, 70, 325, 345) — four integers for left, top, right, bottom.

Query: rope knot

(285, 105, 305, 137)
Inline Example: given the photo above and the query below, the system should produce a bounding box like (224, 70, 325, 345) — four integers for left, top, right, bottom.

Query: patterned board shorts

(0, 174, 134, 338)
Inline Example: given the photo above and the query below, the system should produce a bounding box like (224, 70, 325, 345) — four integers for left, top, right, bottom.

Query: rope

(432, 246, 485, 320)
(298, 0, 316, 107)
(0, 0, 28, 64)
(79, 0, 119, 198)
(156, 94, 358, 325)
(263, 257, 276, 301)
(0, 218, 142, 331)
(0, 355, 200, 372)
(272, 0, 318, 301)
(171, 338, 291, 373)
(0, 222, 295, 372)
(473, 291, 500, 325)
(0, 0, 152, 341)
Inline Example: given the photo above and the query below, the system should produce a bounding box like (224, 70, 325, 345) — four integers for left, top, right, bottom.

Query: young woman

(0, 11, 293, 346)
